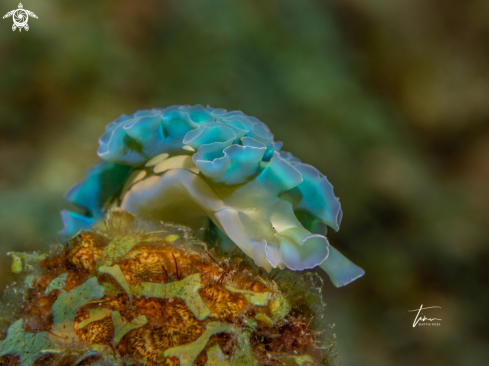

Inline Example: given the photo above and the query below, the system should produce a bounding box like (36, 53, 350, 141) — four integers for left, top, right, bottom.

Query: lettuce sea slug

(62, 105, 364, 287)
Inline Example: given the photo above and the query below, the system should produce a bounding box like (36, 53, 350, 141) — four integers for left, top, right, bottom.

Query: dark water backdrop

(0, 1, 488, 365)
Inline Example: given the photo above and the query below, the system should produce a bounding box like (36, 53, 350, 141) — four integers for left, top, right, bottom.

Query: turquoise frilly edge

(61, 105, 364, 287)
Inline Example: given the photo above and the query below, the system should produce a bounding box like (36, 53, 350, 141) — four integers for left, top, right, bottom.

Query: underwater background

(0, 0, 488, 365)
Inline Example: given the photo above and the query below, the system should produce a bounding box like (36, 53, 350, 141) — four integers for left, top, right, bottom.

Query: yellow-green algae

(206, 342, 230, 366)
(136, 273, 211, 320)
(231, 327, 258, 366)
(163, 321, 257, 366)
(254, 313, 274, 327)
(268, 293, 291, 321)
(285, 355, 315, 366)
(45, 272, 68, 295)
(111, 311, 147, 344)
(51, 277, 106, 342)
(99, 264, 133, 307)
(8, 254, 22, 274)
(165, 234, 179, 242)
(226, 285, 270, 306)
(7, 252, 48, 286)
(0, 319, 58, 366)
(0, 277, 105, 365)
(163, 322, 232, 365)
(76, 307, 147, 345)
(97, 237, 140, 268)
(77, 308, 112, 329)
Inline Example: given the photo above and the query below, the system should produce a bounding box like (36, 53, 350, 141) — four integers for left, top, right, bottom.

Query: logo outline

(3, 3, 38, 32)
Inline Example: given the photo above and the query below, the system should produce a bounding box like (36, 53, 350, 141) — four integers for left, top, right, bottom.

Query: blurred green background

(1, 0, 488, 365)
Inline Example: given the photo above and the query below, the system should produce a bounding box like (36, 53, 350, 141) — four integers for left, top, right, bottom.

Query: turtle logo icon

(3, 3, 37, 32)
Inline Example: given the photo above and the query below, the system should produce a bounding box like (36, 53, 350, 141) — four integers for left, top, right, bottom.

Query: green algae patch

(77, 307, 113, 329)
(163, 321, 258, 366)
(255, 313, 274, 327)
(0, 278, 106, 365)
(45, 273, 69, 295)
(226, 285, 270, 306)
(232, 328, 258, 366)
(284, 355, 314, 366)
(269, 294, 291, 321)
(0, 319, 57, 366)
(9, 254, 22, 274)
(206, 341, 231, 366)
(7, 251, 48, 286)
(51, 277, 105, 342)
(7, 252, 48, 273)
(99, 264, 133, 307)
(165, 234, 179, 242)
(97, 237, 140, 267)
(111, 311, 147, 344)
(163, 322, 233, 366)
(138, 273, 210, 320)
